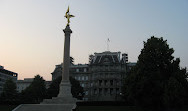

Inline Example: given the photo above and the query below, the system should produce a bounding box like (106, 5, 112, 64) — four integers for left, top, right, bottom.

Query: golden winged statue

(65, 6, 75, 26)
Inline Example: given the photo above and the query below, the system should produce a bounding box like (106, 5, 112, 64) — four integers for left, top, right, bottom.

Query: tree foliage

(46, 76, 84, 99)
(0, 78, 18, 104)
(123, 36, 188, 109)
(70, 76, 85, 99)
(21, 75, 46, 103)
(46, 76, 61, 98)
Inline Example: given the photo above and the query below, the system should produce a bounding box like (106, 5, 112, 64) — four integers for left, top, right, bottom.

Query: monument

(58, 6, 74, 98)
(13, 7, 76, 111)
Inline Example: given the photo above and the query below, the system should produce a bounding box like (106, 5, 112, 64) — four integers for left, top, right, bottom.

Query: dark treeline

(0, 75, 84, 105)
(122, 36, 188, 111)
(0, 75, 46, 104)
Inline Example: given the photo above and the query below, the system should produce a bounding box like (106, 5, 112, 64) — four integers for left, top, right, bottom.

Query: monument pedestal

(58, 81, 72, 97)
(41, 81, 76, 104)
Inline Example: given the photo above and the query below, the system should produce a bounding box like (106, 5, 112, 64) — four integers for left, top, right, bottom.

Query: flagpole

(107, 39, 108, 51)
(107, 38, 110, 51)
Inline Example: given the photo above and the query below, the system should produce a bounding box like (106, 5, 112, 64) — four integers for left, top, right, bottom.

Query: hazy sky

(0, 0, 188, 80)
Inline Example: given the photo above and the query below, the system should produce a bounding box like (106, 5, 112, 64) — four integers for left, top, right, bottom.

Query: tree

(70, 76, 84, 99)
(46, 76, 84, 99)
(46, 76, 61, 98)
(123, 36, 188, 110)
(21, 75, 46, 103)
(0, 78, 18, 104)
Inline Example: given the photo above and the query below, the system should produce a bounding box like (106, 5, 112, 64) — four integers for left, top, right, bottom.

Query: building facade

(88, 51, 126, 101)
(51, 51, 136, 101)
(17, 78, 52, 93)
(70, 64, 90, 101)
(17, 78, 33, 93)
(0, 66, 18, 94)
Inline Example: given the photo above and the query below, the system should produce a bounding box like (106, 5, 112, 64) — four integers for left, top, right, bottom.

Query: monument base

(41, 81, 76, 104)
(13, 81, 77, 111)
(58, 81, 73, 97)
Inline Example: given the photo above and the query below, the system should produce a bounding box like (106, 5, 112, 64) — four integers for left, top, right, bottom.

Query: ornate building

(51, 51, 136, 101)
(89, 51, 126, 101)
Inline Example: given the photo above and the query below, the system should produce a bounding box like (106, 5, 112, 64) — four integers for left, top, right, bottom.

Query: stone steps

(41, 97, 77, 104)
(13, 104, 76, 111)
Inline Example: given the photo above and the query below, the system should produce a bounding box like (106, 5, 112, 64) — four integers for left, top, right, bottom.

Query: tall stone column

(58, 25, 73, 98)
(13, 8, 77, 111)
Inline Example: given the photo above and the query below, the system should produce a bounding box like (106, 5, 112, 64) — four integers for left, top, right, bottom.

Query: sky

(0, 0, 188, 81)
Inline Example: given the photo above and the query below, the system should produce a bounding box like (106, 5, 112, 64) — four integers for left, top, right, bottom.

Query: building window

(76, 69, 79, 72)
(104, 80, 107, 86)
(110, 88, 113, 95)
(84, 68, 87, 72)
(99, 80, 102, 86)
(81, 83, 85, 87)
(85, 91, 88, 95)
(111, 74, 114, 78)
(94, 89, 97, 95)
(99, 88, 102, 94)
(110, 80, 113, 86)
(82, 76, 85, 81)
(86, 76, 88, 80)
(116, 81, 119, 85)
(85, 83, 88, 87)
(105, 65, 108, 70)
(83, 98, 88, 101)
(104, 88, 108, 95)
(78, 76, 80, 80)
(95, 82, 98, 86)
(116, 88, 119, 94)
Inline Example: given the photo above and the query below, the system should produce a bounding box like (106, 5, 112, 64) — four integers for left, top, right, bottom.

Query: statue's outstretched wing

(70, 15, 75, 17)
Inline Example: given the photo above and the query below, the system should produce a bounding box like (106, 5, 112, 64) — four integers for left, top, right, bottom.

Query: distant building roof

(0, 65, 4, 69)
(0, 67, 17, 77)
(71, 64, 88, 68)
(17, 78, 34, 83)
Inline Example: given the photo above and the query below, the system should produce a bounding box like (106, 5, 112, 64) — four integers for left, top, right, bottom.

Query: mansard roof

(91, 51, 121, 65)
